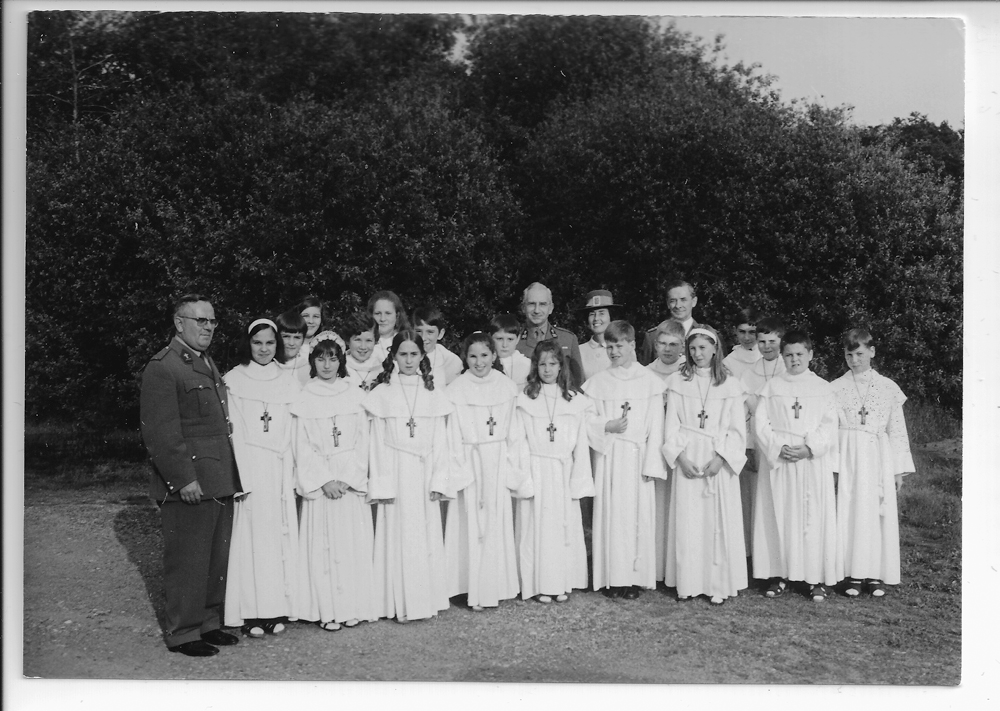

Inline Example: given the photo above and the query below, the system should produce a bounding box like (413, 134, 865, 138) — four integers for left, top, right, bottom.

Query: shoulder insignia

(181, 351, 193, 364)
(151, 346, 170, 361)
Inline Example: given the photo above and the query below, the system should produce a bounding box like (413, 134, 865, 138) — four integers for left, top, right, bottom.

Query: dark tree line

(26, 12, 963, 426)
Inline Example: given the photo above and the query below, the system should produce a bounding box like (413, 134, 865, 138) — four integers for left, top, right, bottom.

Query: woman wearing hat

(577, 290, 624, 382)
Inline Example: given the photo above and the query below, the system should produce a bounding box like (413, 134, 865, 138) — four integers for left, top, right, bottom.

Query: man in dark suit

(140, 294, 242, 657)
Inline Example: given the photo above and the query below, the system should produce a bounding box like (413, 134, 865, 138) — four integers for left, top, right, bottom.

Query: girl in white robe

(752, 331, 839, 600)
(368, 290, 410, 366)
(363, 330, 457, 623)
(583, 321, 667, 600)
(515, 341, 594, 603)
(224, 319, 301, 636)
(291, 335, 376, 630)
(662, 326, 747, 605)
(445, 332, 532, 610)
(342, 315, 383, 392)
(831, 328, 915, 597)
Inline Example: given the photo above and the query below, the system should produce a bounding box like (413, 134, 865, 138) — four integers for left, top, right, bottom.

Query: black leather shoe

(601, 586, 623, 599)
(623, 586, 642, 600)
(202, 629, 239, 646)
(169, 640, 219, 657)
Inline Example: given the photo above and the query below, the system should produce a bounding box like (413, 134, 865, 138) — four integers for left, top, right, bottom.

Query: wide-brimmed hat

(575, 290, 624, 312)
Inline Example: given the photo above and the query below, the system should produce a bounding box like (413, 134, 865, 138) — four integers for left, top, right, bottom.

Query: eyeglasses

(179, 316, 219, 328)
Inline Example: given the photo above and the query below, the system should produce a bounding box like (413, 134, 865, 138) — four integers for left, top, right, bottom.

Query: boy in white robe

(491, 314, 531, 389)
(739, 317, 786, 561)
(752, 330, 839, 600)
(722, 307, 762, 381)
(583, 321, 666, 600)
(444, 333, 532, 610)
(291, 335, 377, 629)
(413, 305, 464, 388)
(831, 328, 915, 597)
(662, 326, 747, 605)
(342, 315, 383, 392)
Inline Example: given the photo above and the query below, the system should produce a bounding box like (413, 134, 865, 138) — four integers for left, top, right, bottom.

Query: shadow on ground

(113, 499, 167, 635)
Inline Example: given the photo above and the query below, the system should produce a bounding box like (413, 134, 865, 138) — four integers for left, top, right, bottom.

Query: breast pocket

(183, 379, 216, 417)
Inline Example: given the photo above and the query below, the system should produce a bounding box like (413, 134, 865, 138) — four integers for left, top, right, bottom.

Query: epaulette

(151, 346, 170, 361)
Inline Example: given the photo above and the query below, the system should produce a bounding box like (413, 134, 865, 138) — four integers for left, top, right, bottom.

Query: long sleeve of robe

(832, 369, 915, 585)
(443, 369, 528, 607)
(583, 362, 667, 591)
(222, 363, 301, 626)
(289, 379, 376, 624)
(751, 370, 839, 585)
(362, 374, 456, 621)
(662, 369, 748, 600)
(514, 386, 595, 599)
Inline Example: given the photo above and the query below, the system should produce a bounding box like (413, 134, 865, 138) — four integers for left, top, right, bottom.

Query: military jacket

(140, 337, 242, 501)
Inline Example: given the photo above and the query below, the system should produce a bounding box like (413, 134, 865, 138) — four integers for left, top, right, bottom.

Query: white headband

(687, 328, 718, 344)
(248, 318, 277, 334)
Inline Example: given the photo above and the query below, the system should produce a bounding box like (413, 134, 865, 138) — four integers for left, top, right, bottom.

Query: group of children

(218, 290, 915, 636)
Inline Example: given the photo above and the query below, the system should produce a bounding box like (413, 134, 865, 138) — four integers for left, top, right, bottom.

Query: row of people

(140, 289, 913, 656)
(221, 312, 914, 636)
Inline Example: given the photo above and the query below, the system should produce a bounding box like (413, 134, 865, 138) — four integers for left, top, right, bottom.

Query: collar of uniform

(171, 336, 211, 373)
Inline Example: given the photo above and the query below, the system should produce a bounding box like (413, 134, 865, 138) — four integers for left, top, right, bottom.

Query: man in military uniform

(516, 282, 583, 385)
(140, 294, 242, 657)
(639, 279, 701, 365)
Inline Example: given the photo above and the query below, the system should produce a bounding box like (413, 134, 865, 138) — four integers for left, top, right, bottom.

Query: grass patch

(25, 421, 148, 490)
(904, 399, 962, 445)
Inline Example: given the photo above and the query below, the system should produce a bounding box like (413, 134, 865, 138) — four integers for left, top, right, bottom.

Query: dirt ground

(22, 473, 960, 686)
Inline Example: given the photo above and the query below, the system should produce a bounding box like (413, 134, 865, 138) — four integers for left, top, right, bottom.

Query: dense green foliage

(26, 12, 962, 425)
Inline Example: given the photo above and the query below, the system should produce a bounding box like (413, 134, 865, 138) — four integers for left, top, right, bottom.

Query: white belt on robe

(678, 423, 730, 566)
(385, 439, 441, 555)
(839, 424, 894, 516)
(531, 449, 574, 547)
(773, 428, 817, 538)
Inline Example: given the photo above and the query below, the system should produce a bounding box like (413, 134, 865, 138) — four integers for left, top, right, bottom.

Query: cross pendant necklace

(791, 397, 802, 419)
(400, 379, 419, 438)
(486, 405, 497, 436)
(543, 391, 558, 442)
(851, 370, 872, 425)
(331, 416, 341, 447)
(260, 406, 272, 432)
(695, 372, 710, 429)
(621, 401, 631, 418)
(764, 357, 779, 381)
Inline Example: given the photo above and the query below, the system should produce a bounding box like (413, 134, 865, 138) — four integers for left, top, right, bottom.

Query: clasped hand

(778, 444, 812, 462)
(322, 480, 350, 499)
(677, 455, 723, 479)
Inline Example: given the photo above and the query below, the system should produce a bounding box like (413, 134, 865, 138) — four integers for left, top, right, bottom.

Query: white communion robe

(497, 351, 531, 390)
(444, 369, 532, 607)
(278, 349, 312, 386)
(363, 374, 457, 621)
(372, 334, 395, 369)
(644, 356, 683, 580)
(514, 385, 595, 598)
(290, 378, 377, 624)
(344, 353, 383, 393)
(723, 345, 762, 381)
(427, 345, 464, 389)
(223, 362, 301, 626)
(584, 362, 667, 591)
(831, 369, 915, 585)
(752, 370, 839, 585)
(662, 369, 748, 600)
(739, 356, 786, 556)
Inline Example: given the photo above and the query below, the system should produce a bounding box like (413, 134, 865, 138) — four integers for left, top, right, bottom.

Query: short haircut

(340, 312, 378, 343)
(733, 306, 760, 327)
(490, 313, 521, 336)
(521, 282, 553, 305)
(781, 329, 813, 352)
(237, 320, 286, 366)
(309, 338, 348, 379)
(756, 317, 785, 337)
(173, 293, 210, 316)
(842, 327, 875, 351)
(665, 279, 696, 299)
(655, 320, 686, 341)
(604, 320, 635, 343)
(412, 305, 446, 331)
(367, 290, 411, 332)
(275, 308, 308, 335)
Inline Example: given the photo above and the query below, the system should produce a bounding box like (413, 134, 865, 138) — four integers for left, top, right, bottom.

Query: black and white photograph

(5, 0, 995, 707)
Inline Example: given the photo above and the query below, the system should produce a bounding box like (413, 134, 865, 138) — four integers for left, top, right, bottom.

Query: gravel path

(22, 482, 960, 685)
